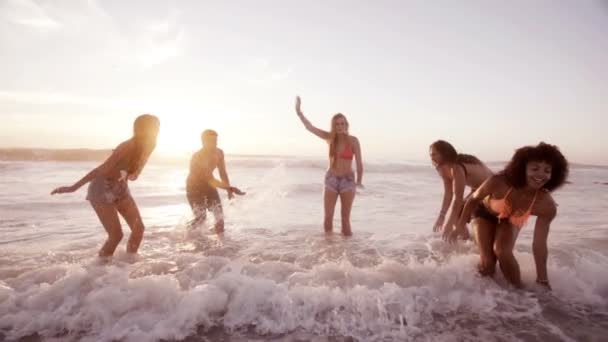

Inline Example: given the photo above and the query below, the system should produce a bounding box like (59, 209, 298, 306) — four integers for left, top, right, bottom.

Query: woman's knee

(131, 223, 145, 237)
(109, 230, 124, 242)
(493, 243, 513, 261)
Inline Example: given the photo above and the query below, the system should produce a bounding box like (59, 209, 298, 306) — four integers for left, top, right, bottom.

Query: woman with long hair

(295, 96, 363, 236)
(430, 140, 493, 239)
(51, 114, 160, 258)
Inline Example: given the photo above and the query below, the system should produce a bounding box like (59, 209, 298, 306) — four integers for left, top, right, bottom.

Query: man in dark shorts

(186, 129, 243, 233)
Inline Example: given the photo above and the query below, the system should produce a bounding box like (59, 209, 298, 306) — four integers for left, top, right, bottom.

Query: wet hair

(500, 142, 569, 191)
(430, 140, 482, 165)
(129, 114, 160, 173)
(328, 113, 349, 166)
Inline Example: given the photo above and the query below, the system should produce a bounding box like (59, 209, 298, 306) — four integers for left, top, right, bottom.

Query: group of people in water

(51, 96, 569, 290)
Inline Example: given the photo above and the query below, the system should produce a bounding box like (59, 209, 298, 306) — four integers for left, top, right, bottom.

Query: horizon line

(0, 146, 606, 168)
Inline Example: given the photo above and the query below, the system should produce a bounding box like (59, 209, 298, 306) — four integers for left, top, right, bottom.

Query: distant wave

(2, 148, 607, 172)
(0, 148, 112, 162)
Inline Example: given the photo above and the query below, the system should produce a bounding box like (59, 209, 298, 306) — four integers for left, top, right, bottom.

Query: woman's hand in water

(441, 225, 454, 241)
(448, 224, 469, 243)
(433, 215, 445, 232)
(295, 96, 303, 115)
(356, 182, 364, 189)
(51, 185, 77, 195)
(229, 186, 246, 196)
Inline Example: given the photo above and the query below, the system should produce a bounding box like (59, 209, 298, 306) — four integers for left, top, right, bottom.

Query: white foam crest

(0, 264, 230, 341)
(550, 250, 608, 307)
(1, 235, 606, 341)
(0, 254, 519, 341)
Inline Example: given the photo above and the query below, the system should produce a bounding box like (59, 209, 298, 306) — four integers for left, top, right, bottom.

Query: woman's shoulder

(115, 138, 133, 149)
(534, 190, 557, 217)
(112, 139, 134, 156)
(486, 174, 508, 187)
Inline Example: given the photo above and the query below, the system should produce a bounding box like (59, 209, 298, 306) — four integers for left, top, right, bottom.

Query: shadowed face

(202, 132, 217, 149)
(429, 146, 442, 167)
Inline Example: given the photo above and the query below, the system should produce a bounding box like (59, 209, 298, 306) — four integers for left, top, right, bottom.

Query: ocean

(1, 156, 607, 342)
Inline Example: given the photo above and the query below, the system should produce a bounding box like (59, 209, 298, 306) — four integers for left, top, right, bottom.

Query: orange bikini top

(487, 187, 538, 228)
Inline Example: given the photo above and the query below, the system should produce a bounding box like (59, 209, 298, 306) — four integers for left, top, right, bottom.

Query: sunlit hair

(201, 129, 218, 139)
(430, 140, 481, 165)
(500, 142, 569, 191)
(328, 113, 349, 165)
(129, 114, 160, 173)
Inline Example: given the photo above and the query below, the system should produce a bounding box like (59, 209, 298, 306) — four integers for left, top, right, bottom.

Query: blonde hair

(129, 114, 160, 173)
(328, 113, 349, 167)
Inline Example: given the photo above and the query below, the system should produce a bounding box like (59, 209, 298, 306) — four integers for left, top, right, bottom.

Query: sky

(1, 0, 607, 164)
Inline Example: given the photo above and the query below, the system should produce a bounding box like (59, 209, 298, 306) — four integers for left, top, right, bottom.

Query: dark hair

(500, 142, 569, 191)
(430, 140, 482, 165)
(128, 114, 160, 173)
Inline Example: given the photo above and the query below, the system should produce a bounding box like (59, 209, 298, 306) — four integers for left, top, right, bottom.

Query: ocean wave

(1, 231, 606, 342)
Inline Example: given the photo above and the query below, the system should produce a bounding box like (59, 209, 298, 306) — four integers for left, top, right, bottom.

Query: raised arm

(51, 141, 130, 195)
(533, 195, 557, 289)
(433, 165, 454, 232)
(295, 96, 330, 140)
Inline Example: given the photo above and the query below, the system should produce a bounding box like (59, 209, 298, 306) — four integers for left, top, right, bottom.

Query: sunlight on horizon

(1, 1, 607, 164)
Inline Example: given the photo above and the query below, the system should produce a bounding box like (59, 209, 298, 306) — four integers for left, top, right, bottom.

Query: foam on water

(1, 160, 608, 341)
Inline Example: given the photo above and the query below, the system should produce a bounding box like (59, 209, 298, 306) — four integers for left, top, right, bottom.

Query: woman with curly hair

(450, 142, 569, 289)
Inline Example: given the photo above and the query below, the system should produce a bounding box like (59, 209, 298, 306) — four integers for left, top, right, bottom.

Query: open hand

(441, 226, 453, 241)
(51, 185, 77, 195)
(229, 186, 246, 196)
(448, 226, 468, 244)
(433, 215, 445, 232)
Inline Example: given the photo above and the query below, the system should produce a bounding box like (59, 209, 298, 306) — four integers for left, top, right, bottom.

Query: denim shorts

(324, 171, 356, 194)
(86, 177, 131, 204)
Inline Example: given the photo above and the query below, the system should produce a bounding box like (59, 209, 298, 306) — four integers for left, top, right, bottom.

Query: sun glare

(154, 111, 229, 156)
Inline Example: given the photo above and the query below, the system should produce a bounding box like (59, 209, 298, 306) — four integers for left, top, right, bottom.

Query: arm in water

(533, 195, 557, 289)
(449, 175, 499, 242)
(442, 165, 466, 239)
(434, 165, 453, 232)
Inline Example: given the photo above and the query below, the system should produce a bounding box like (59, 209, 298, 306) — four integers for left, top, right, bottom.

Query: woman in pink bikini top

(294, 95, 363, 236)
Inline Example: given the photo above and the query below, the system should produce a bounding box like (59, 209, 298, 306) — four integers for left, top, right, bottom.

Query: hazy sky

(1, 0, 607, 164)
